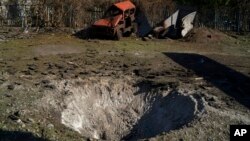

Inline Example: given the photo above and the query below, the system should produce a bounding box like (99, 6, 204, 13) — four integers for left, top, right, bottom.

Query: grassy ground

(0, 33, 250, 141)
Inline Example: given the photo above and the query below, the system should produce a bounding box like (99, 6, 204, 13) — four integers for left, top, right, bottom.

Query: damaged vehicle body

(91, 1, 137, 40)
(91, 0, 196, 40)
(153, 9, 197, 39)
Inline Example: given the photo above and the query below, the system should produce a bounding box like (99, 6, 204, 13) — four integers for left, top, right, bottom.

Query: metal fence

(0, 3, 249, 32)
(197, 8, 250, 32)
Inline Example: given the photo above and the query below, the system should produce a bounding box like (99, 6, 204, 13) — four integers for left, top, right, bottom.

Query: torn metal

(153, 9, 197, 39)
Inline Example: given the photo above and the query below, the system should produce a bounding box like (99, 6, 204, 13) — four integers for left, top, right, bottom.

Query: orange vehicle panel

(114, 0, 135, 11)
(93, 14, 123, 27)
(94, 19, 112, 27)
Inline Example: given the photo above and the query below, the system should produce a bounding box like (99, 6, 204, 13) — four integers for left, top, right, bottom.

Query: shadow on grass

(164, 52, 250, 109)
(72, 27, 92, 39)
(73, 27, 117, 40)
(0, 129, 48, 141)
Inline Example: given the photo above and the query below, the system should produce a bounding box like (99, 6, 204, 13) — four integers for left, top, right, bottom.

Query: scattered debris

(154, 10, 179, 38)
(181, 11, 197, 37)
(153, 9, 197, 39)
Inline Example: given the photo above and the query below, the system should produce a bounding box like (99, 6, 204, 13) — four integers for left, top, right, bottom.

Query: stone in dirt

(41, 80, 50, 85)
(8, 114, 19, 121)
(5, 93, 12, 97)
(7, 84, 15, 90)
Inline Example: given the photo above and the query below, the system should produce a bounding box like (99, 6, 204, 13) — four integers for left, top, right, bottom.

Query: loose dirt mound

(41, 77, 205, 140)
(185, 27, 232, 43)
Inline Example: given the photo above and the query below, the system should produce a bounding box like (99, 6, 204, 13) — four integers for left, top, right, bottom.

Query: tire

(115, 29, 123, 40)
(132, 22, 138, 34)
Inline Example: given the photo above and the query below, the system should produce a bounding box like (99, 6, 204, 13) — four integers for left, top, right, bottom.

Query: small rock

(14, 111, 21, 117)
(16, 119, 23, 124)
(44, 84, 56, 90)
(5, 93, 12, 97)
(47, 63, 53, 69)
(0, 35, 6, 40)
(101, 132, 107, 140)
(209, 97, 216, 102)
(33, 57, 39, 61)
(142, 37, 150, 41)
(8, 115, 19, 121)
(7, 84, 15, 90)
(14, 82, 21, 85)
(47, 123, 54, 129)
(6, 109, 11, 114)
(21, 123, 26, 128)
(55, 64, 64, 69)
(41, 80, 50, 84)
(41, 72, 48, 75)
(22, 70, 32, 75)
(27, 118, 35, 123)
(0, 79, 5, 84)
(148, 34, 153, 39)
(79, 72, 89, 75)
(123, 64, 129, 68)
(195, 77, 204, 81)
(133, 69, 140, 76)
(6, 103, 12, 107)
(28, 65, 37, 71)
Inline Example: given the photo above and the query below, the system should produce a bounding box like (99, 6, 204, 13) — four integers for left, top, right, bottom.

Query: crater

(43, 77, 205, 140)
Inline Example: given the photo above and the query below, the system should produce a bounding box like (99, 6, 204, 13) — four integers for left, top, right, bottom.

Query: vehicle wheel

(115, 29, 123, 40)
(88, 28, 94, 39)
(132, 23, 138, 34)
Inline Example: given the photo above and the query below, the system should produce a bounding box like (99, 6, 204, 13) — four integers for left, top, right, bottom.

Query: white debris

(181, 11, 197, 37)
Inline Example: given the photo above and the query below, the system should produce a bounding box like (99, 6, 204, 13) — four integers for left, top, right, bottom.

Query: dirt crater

(42, 77, 205, 140)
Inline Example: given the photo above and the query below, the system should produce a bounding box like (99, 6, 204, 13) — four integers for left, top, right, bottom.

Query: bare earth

(0, 33, 250, 141)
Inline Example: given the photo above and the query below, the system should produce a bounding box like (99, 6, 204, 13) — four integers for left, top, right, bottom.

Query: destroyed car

(91, 0, 137, 40)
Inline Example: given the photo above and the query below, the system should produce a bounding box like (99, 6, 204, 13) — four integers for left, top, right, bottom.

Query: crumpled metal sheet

(161, 10, 179, 37)
(181, 11, 197, 37)
(163, 10, 179, 29)
(153, 9, 196, 39)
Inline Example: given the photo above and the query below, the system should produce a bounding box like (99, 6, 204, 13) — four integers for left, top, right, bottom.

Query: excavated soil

(41, 77, 205, 140)
(185, 27, 233, 43)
